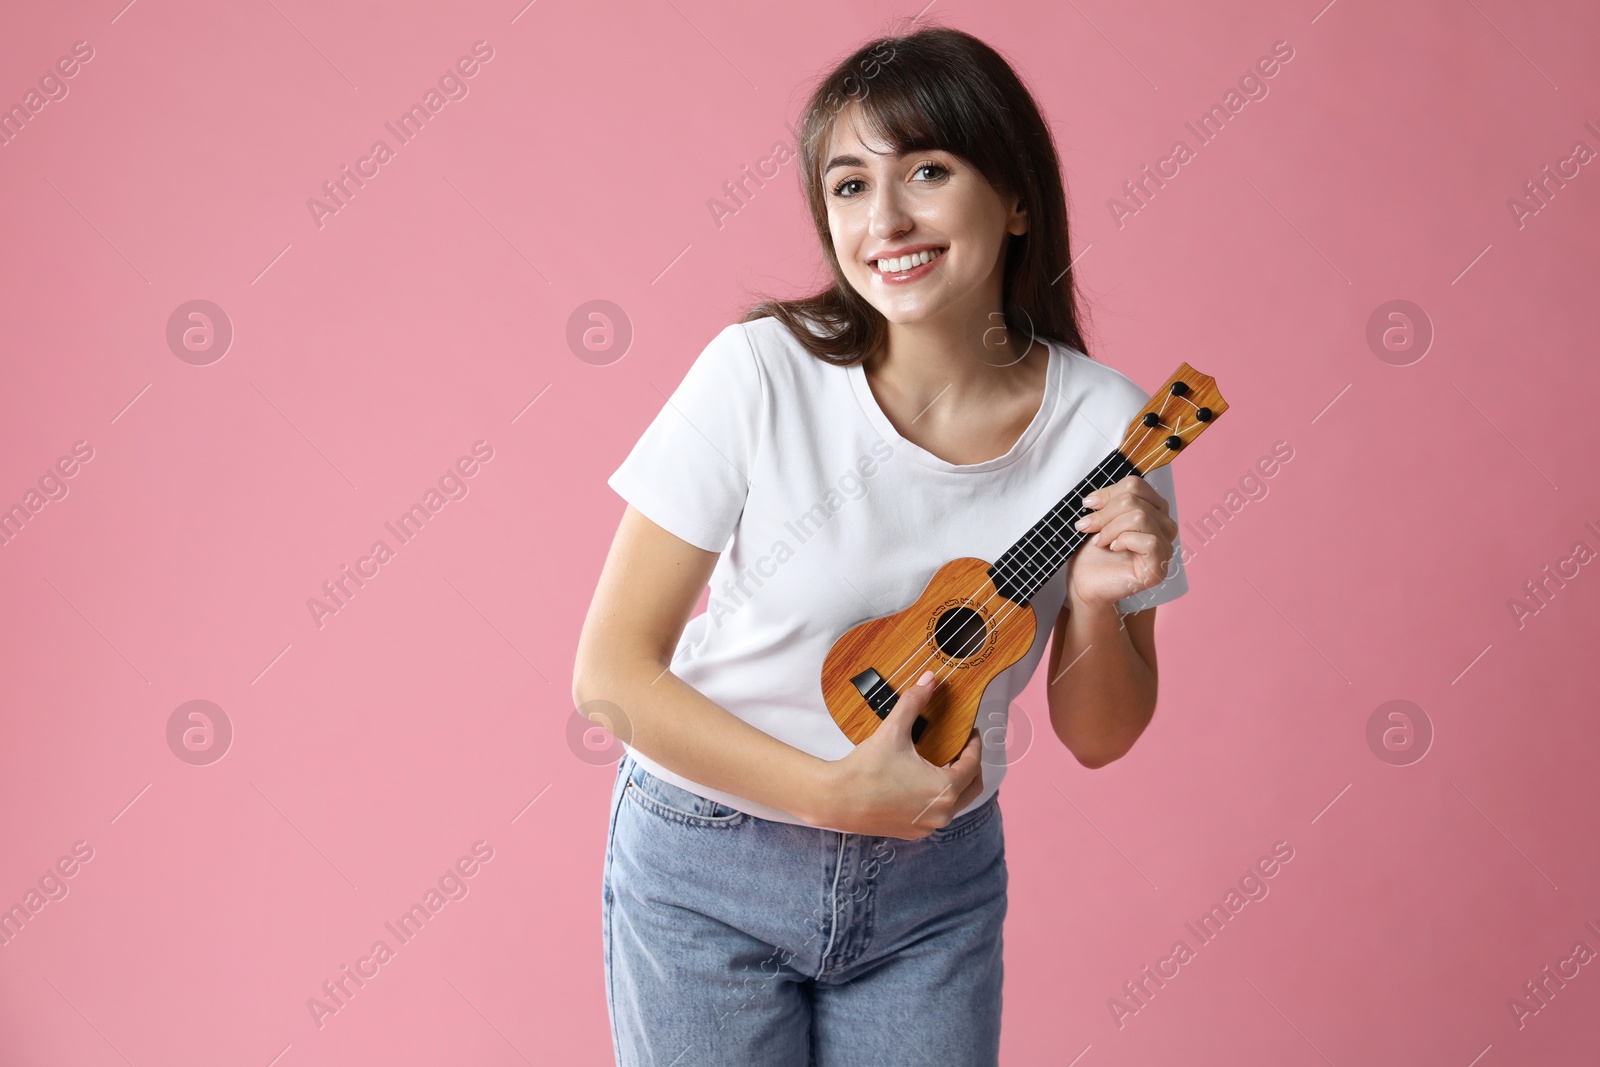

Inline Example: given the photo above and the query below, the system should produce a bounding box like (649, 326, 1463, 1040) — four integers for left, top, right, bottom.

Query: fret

(987, 450, 1142, 606)
(823, 362, 1227, 768)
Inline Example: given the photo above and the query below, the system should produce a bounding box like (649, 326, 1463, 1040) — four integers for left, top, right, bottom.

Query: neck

(869, 318, 1043, 401)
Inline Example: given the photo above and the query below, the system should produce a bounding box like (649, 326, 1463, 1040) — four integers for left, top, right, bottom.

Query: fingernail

(1083, 494, 1100, 506)
(918, 670, 935, 686)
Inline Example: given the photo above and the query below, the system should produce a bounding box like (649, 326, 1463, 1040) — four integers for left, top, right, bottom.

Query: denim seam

(624, 779, 749, 829)
(928, 792, 1000, 842)
(604, 757, 631, 1064)
(816, 832, 847, 979)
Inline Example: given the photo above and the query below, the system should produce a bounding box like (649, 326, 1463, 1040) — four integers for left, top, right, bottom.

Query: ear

(1008, 196, 1029, 236)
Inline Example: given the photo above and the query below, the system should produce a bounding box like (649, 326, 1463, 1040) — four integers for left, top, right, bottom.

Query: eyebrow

(823, 153, 871, 175)
(824, 145, 946, 174)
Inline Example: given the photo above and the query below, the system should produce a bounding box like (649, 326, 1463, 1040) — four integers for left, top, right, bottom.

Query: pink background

(2, 0, 1597, 1063)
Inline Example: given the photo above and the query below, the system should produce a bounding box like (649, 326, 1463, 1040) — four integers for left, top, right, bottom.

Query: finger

(1093, 475, 1167, 519)
(1101, 532, 1173, 594)
(1077, 485, 1147, 535)
(1092, 507, 1159, 545)
(1086, 474, 1144, 507)
(911, 779, 958, 830)
(881, 668, 937, 743)
(943, 729, 983, 782)
(1113, 485, 1177, 534)
(952, 764, 986, 811)
(1103, 530, 1160, 556)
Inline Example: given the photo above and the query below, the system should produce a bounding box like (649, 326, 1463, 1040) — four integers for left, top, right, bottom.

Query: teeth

(876, 248, 944, 273)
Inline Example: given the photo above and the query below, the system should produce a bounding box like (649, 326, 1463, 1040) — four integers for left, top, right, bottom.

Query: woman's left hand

(1065, 474, 1179, 609)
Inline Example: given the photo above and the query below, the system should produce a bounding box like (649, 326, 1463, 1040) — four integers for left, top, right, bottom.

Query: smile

(870, 247, 946, 280)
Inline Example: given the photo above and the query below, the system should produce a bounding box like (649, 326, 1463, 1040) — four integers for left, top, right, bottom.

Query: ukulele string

(963, 396, 1204, 667)
(873, 424, 1172, 697)
(866, 389, 1202, 709)
(878, 409, 1185, 702)
(859, 436, 1163, 708)
(915, 390, 1203, 689)
(921, 391, 1204, 687)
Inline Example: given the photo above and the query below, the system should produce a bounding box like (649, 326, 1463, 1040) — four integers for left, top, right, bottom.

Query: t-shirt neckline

(846, 336, 1061, 473)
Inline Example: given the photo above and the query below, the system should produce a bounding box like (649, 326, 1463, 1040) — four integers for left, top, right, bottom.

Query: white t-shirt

(606, 314, 1190, 830)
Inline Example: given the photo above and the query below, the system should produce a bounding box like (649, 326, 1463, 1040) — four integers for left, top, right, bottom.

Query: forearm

(574, 653, 836, 825)
(1046, 594, 1157, 767)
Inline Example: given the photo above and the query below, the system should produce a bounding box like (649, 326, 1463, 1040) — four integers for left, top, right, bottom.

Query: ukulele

(821, 362, 1228, 766)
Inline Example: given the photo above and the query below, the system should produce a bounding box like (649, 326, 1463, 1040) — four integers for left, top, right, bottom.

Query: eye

(830, 160, 951, 199)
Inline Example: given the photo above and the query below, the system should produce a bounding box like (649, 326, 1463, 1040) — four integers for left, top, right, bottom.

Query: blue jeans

(602, 752, 1007, 1066)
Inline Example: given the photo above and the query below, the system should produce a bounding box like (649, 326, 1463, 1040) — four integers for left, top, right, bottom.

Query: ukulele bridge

(849, 667, 929, 743)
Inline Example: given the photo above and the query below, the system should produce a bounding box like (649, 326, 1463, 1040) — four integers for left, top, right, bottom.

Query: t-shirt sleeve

(1115, 461, 1190, 614)
(606, 322, 764, 553)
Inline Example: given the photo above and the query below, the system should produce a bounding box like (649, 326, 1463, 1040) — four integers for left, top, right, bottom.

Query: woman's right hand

(813, 670, 985, 839)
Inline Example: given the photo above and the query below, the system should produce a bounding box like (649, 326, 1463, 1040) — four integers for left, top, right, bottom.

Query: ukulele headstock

(1118, 363, 1228, 474)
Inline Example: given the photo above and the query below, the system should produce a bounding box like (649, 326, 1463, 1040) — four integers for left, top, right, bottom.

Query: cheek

(939, 192, 1003, 248)
(826, 212, 849, 250)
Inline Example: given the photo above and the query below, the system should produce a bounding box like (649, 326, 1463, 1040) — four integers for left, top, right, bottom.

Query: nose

(866, 182, 913, 242)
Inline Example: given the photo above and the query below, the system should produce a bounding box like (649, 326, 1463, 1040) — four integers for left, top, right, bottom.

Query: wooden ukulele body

(820, 361, 1227, 770)
(821, 557, 1038, 767)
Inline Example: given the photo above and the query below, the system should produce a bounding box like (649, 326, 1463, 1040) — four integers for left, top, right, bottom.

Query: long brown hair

(739, 20, 1095, 368)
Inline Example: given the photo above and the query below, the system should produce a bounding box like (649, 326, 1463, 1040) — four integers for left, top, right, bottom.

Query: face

(822, 102, 1028, 346)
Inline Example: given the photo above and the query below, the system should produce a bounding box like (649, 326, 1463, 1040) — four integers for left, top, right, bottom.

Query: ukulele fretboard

(986, 448, 1143, 606)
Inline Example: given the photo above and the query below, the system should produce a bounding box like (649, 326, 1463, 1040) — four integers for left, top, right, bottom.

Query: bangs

(809, 60, 1012, 193)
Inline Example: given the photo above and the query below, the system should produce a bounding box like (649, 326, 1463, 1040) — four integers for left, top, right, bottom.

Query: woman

(574, 22, 1189, 1066)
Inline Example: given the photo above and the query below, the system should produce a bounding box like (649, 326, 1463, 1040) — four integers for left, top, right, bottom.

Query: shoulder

(1053, 342, 1158, 423)
(677, 315, 837, 414)
(726, 314, 842, 391)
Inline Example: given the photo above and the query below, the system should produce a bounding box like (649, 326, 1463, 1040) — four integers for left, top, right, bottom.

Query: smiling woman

(577, 18, 1193, 1067)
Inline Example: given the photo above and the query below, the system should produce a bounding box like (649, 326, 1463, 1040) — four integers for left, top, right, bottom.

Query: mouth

(869, 246, 946, 281)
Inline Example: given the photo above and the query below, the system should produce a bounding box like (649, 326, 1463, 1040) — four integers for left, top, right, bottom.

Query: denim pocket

(624, 764, 749, 829)
(927, 790, 1000, 842)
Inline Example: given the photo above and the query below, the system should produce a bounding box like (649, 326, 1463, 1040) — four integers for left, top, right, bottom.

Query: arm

(572, 504, 836, 824)
(1045, 595, 1159, 769)
(574, 504, 982, 836)
(1047, 470, 1179, 768)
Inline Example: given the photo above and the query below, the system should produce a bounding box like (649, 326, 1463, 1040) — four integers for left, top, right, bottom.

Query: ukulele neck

(986, 448, 1144, 607)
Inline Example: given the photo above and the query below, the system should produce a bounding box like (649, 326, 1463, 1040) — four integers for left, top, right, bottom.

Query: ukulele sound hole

(932, 606, 988, 661)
